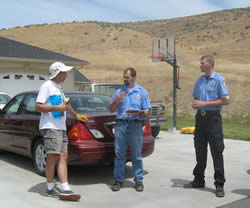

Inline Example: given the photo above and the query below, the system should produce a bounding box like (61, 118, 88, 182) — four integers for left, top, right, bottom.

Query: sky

(1, 0, 250, 29)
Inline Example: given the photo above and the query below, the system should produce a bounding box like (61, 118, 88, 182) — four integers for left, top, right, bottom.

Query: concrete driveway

(1, 131, 250, 208)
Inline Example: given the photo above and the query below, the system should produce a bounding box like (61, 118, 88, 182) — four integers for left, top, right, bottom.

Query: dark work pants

(193, 112, 225, 187)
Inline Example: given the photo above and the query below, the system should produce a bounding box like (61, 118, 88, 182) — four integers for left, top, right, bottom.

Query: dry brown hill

(119, 7, 250, 63)
(0, 7, 250, 117)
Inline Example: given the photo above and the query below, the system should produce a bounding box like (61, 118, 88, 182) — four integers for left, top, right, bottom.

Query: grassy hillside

(0, 7, 249, 117)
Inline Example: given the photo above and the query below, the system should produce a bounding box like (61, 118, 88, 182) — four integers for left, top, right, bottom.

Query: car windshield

(0, 94, 11, 104)
(94, 84, 123, 97)
(66, 93, 112, 113)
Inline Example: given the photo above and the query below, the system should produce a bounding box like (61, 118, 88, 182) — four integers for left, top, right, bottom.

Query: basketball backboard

(151, 36, 176, 62)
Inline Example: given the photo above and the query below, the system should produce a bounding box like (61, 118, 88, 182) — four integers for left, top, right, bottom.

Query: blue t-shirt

(192, 71, 229, 111)
(112, 83, 151, 120)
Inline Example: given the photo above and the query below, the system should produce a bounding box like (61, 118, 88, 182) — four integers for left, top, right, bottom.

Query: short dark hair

(124, 67, 136, 77)
(201, 55, 215, 68)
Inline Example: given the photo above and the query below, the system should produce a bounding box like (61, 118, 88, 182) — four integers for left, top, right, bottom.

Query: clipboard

(123, 108, 143, 115)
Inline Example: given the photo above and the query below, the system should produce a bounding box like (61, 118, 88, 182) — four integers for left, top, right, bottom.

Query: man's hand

(57, 103, 67, 112)
(192, 100, 206, 109)
(76, 114, 88, 123)
(110, 91, 126, 113)
(115, 91, 126, 103)
(57, 103, 67, 116)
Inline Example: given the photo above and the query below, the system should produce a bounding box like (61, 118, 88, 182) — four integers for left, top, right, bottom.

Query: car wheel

(33, 139, 47, 176)
(151, 126, 160, 137)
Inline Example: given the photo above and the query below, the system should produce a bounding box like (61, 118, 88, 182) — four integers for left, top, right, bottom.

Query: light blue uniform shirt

(112, 83, 151, 120)
(192, 71, 229, 111)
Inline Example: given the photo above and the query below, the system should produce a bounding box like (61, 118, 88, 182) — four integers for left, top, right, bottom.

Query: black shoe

(46, 186, 60, 198)
(59, 190, 81, 201)
(111, 181, 123, 191)
(135, 181, 144, 192)
(215, 186, 225, 197)
(184, 181, 205, 188)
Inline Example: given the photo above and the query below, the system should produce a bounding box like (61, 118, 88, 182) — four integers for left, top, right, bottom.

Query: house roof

(0, 36, 87, 64)
(74, 69, 90, 83)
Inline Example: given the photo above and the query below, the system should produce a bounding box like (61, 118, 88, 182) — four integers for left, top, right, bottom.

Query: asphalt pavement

(1, 131, 250, 208)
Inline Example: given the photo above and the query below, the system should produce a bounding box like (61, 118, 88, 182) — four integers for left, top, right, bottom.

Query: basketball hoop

(150, 36, 179, 131)
(149, 56, 165, 62)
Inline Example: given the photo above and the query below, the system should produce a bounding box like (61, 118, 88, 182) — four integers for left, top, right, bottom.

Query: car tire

(151, 126, 160, 137)
(33, 139, 47, 176)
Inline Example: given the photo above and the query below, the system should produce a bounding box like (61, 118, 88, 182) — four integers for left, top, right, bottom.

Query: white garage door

(0, 73, 48, 97)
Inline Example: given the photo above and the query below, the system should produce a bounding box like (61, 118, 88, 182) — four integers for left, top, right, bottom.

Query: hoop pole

(152, 40, 154, 60)
(173, 59, 177, 129)
(166, 39, 169, 60)
(158, 40, 160, 58)
(174, 37, 176, 60)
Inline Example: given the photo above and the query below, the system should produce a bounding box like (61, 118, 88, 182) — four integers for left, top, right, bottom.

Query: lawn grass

(161, 114, 250, 141)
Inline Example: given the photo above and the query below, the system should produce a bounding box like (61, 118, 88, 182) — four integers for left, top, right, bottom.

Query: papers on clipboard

(123, 108, 143, 115)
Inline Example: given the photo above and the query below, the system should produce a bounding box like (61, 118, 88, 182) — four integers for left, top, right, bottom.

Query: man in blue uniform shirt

(184, 55, 229, 197)
(110, 67, 151, 192)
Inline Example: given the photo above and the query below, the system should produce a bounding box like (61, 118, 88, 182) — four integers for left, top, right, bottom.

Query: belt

(197, 110, 220, 117)
(116, 119, 142, 123)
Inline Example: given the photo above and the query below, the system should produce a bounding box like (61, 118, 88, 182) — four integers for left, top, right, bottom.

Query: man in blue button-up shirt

(184, 55, 229, 198)
(110, 67, 151, 192)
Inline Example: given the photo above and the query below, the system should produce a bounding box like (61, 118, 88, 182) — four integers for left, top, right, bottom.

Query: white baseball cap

(49, 62, 73, 79)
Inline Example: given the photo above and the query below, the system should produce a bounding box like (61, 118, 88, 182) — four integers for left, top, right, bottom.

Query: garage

(0, 37, 89, 97)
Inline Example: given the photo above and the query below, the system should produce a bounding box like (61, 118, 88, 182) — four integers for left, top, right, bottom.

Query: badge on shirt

(136, 94, 141, 100)
(222, 80, 227, 88)
(211, 81, 216, 87)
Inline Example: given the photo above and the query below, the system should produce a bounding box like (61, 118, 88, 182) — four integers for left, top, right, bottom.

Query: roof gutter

(0, 56, 88, 67)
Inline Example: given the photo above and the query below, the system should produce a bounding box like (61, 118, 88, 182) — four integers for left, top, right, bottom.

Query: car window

(4, 95, 24, 115)
(0, 94, 11, 104)
(82, 85, 91, 92)
(94, 85, 123, 97)
(67, 93, 112, 113)
(19, 94, 40, 115)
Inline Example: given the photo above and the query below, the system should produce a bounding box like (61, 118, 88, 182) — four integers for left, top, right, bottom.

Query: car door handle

(13, 121, 23, 126)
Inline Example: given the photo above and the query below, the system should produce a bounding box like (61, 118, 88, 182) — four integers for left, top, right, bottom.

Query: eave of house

(0, 56, 88, 69)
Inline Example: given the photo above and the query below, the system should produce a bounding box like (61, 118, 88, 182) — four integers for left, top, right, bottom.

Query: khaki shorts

(40, 129, 68, 154)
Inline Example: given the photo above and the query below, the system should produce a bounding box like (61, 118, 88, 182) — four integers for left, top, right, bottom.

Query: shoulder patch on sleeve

(222, 80, 227, 88)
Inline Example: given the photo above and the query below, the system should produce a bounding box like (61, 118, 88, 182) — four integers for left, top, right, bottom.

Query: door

(11, 94, 40, 156)
(0, 94, 24, 151)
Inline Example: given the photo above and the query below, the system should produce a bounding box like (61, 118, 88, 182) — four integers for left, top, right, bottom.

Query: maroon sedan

(0, 91, 154, 176)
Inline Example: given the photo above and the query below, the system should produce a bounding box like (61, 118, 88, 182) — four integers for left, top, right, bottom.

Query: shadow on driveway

(0, 151, 149, 195)
(68, 163, 148, 186)
(28, 182, 47, 196)
(28, 165, 149, 195)
(232, 189, 250, 197)
(171, 178, 215, 194)
(216, 197, 250, 208)
(0, 151, 34, 173)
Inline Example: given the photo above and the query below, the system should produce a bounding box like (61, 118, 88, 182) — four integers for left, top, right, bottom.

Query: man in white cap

(35, 62, 88, 201)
